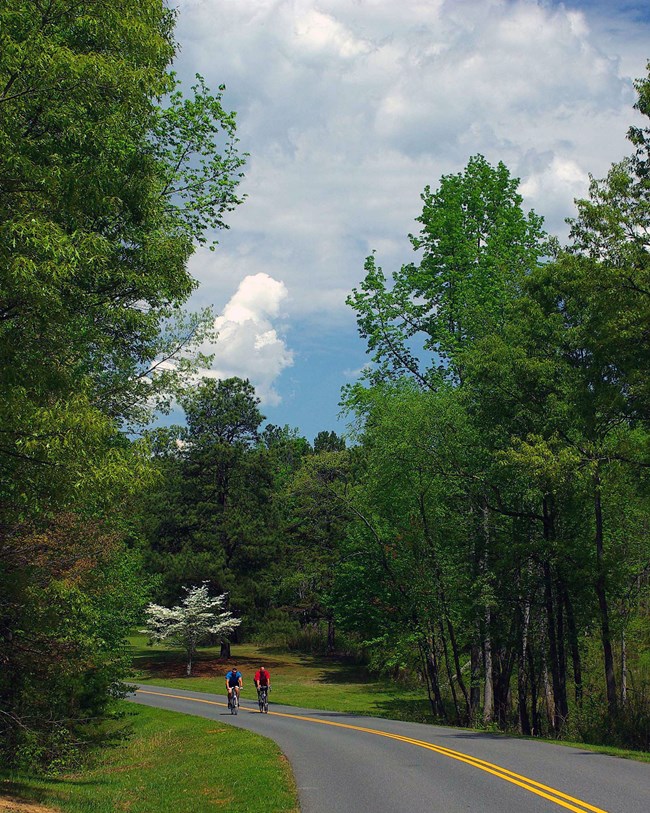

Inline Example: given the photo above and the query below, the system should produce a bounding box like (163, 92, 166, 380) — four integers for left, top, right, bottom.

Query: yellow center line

(136, 689, 608, 813)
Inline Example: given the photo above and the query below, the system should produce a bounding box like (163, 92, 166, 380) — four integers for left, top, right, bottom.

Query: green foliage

(1, 515, 150, 771)
(151, 74, 246, 249)
(0, 0, 245, 769)
(2, 703, 299, 811)
(339, 82, 650, 743)
(347, 154, 553, 387)
(313, 430, 346, 453)
(141, 378, 280, 617)
(0, 0, 245, 428)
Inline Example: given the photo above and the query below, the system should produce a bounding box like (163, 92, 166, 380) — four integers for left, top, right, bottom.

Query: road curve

(129, 685, 649, 813)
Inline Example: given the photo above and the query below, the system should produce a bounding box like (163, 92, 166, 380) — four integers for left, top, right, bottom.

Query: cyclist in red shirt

(254, 665, 271, 695)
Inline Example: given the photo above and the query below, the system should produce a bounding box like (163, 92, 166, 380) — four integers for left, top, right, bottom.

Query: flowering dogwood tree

(143, 584, 240, 675)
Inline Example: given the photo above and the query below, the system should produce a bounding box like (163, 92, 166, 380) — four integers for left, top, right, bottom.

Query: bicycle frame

(257, 685, 269, 713)
(228, 685, 239, 714)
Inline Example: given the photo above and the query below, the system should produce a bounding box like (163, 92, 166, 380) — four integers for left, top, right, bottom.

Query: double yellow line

(137, 690, 608, 813)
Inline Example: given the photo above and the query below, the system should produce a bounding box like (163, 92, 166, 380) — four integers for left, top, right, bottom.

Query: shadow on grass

(370, 697, 435, 724)
(131, 649, 299, 680)
(256, 644, 368, 670)
(1, 776, 104, 801)
(0, 780, 54, 804)
(317, 666, 374, 685)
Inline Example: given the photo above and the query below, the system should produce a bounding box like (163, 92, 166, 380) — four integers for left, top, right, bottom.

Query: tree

(344, 156, 554, 727)
(183, 377, 263, 447)
(341, 136, 650, 745)
(279, 448, 353, 652)
(313, 430, 346, 453)
(0, 513, 151, 766)
(0, 2, 245, 433)
(0, 0, 245, 765)
(143, 584, 240, 675)
(347, 154, 552, 388)
(141, 378, 280, 658)
(337, 383, 484, 723)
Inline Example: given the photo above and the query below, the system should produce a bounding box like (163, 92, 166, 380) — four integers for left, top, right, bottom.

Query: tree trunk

(424, 630, 446, 720)
(543, 559, 563, 730)
(542, 651, 555, 733)
(542, 497, 567, 729)
(493, 640, 516, 730)
(555, 579, 569, 721)
(446, 615, 469, 717)
(527, 641, 540, 736)
(327, 617, 335, 653)
(483, 606, 494, 724)
(439, 619, 461, 725)
(470, 641, 481, 724)
(593, 468, 617, 715)
(481, 498, 493, 724)
(621, 630, 627, 707)
(560, 579, 583, 706)
(518, 599, 531, 735)
(220, 640, 231, 659)
(419, 640, 436, 719)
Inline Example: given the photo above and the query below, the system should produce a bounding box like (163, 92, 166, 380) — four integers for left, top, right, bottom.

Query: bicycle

(257, 685, 269, 713)
(228, 690, 239, 715)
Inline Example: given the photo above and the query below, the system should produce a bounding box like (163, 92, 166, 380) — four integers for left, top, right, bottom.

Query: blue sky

(164, 0, 650, 444)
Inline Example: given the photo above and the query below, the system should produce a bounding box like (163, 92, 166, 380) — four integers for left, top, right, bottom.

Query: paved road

(130, 685, 649, 813)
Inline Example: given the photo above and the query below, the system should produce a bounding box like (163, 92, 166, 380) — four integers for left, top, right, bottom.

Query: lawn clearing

(130, 634, 432, 722)
(0, 704, 298, 813)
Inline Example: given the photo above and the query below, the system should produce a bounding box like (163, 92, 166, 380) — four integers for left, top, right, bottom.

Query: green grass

(130, 635, 650, 763)
(130, 634, 432, 722)
(6, 636, 646, 811)
(534, 737, 650, 762)
(0, 704, 298, 813)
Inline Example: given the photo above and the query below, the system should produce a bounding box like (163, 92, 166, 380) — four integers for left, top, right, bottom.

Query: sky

(166, 0, 650, 443)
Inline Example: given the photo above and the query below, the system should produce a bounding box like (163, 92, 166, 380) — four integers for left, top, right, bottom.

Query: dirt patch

(135, 657, 226, 679)
(0, 798, 60, 813)
(135, 655, 269, 679)
(134, 650, 298, 680)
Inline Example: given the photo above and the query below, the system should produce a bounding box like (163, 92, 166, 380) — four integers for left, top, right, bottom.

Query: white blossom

(142, 583, 240, 675)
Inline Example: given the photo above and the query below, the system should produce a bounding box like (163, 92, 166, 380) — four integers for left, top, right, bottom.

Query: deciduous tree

(143, 584, 241, 675)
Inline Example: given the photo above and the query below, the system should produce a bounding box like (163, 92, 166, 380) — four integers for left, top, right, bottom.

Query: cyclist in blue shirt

(225, 666, 243, 707)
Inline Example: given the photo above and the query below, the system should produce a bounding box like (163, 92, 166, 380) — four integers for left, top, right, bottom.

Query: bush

(568, 690, 650, 751)
(250, 616, 302, 647)
(0, 518, 148, 771)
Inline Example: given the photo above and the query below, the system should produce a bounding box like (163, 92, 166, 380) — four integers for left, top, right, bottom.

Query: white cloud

(171, 0, 650, 427)
(200, 273, 294, 406)
(177, 0, 646, 302)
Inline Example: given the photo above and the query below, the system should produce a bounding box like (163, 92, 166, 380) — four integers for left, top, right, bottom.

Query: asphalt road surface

(130, 685, 649, 813)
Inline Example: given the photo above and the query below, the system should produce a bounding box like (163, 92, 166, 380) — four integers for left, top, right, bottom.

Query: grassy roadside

(4, 636, 647, 812)
(0, 704, 298, 813)
(132, 635, 650, 763)
(131, 635, 432, 722)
